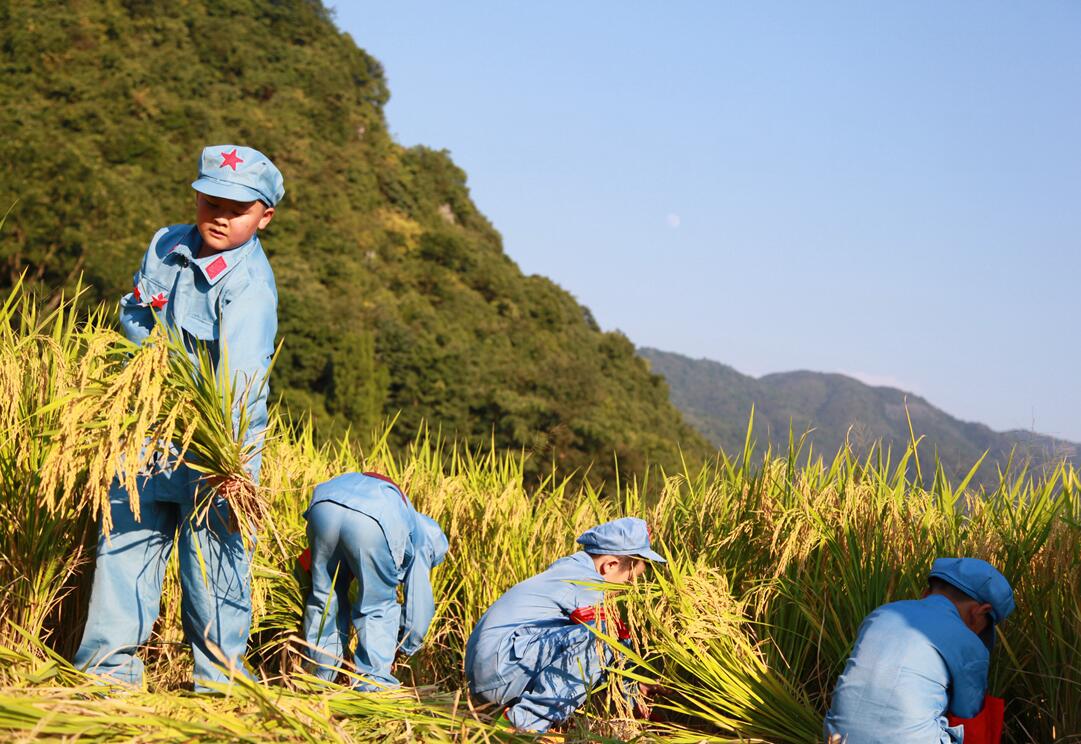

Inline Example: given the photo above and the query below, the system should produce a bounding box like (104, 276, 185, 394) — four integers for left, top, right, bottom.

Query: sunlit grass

(0, 285, 1078, 742)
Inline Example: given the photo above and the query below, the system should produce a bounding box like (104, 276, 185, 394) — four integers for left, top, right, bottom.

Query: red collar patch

(207, 255, 228, 280)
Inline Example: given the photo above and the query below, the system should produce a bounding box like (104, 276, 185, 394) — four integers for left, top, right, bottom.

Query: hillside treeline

(0, 0, 709, 480)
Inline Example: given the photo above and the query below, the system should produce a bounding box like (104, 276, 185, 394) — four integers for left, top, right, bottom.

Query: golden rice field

(1, 284, 1079, 743)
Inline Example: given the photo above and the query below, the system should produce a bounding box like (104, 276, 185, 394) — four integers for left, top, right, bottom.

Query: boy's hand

(205, 473, 246, 492)
(204, 474, 247, 532)
(635, 683, 668, 721)
(635, 683, 652, 719)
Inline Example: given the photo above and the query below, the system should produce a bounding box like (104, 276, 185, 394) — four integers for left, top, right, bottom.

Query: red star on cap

(220, 148, 244, 171)
(149, 292, 168, 310)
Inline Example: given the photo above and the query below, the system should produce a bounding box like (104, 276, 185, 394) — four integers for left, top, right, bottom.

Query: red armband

(298, 547, 312, 572)
(947, 695, 1004, 744)
(570, 606, 603, 625)
(569, 606, 631, 641)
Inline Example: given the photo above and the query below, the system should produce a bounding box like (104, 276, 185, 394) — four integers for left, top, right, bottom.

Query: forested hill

(0, 1, 710, 480)
(641, 347, 1079, 479)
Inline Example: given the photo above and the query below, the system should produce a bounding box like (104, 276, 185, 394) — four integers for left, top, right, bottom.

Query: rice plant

(0, 283, 1078, 742)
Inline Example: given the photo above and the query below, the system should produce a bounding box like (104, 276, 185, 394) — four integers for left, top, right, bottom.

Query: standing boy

(300, 472, 449, 690)
(74, 145, 284, 691)
(465, 517, 665, 732)
(823, 557, 1015, 744)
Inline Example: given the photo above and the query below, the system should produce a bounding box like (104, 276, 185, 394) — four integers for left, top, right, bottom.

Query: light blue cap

(576, 517, 666, 563)
(930, 557, 1014, 649)
(415, 513, 449, 568)
(191, 144, 285, 206)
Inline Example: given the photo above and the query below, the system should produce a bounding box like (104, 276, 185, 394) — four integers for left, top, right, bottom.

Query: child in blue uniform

(74, 145, 284, 691)
(823, 558, 1015, 744)
(465, 517, 665, 732)
(300, 472, 448, 690)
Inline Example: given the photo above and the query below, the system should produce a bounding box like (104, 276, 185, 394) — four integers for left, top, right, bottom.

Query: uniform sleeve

(565, 581, 605, 616)
(218, 277, 277, 482)
(398, 551, 436, 656)
(119, 230, 167, 345)
(948, 656, 990, 718)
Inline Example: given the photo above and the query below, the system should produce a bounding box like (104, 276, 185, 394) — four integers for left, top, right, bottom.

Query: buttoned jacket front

(120, 224, 277, 479)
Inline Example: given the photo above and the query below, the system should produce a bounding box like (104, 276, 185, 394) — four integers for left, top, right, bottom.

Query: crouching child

(299, 472, 448, 690)
(465, 517, 665, 732)
(823, 557, 1014, 744)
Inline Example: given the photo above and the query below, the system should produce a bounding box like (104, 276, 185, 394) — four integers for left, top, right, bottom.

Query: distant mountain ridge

(640, 347, 1079, 480)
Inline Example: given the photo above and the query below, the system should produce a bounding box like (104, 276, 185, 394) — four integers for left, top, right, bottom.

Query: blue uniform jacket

(465, 551, 606, 696)
(823, 594, 990, 743)
(120, 224, 277, 481)
(306, 473, 445, 654)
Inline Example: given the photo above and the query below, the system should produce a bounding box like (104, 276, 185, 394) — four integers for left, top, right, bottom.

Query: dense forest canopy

(0, 0, 710, 480)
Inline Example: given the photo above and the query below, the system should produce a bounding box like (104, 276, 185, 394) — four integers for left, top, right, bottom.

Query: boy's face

(195, 193, 275, 253)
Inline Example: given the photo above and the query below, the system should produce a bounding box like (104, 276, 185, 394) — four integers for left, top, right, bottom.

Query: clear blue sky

(333, 2, 1081, 441)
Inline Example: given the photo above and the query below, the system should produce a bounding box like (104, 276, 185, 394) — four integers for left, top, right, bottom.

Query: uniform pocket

(179, 313, 218, 341)
(130, 275, 169, 307)
(510, 626, 538, 663)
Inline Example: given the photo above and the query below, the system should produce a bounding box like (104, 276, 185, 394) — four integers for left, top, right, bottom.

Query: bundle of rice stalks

(172, 336, 275, 545)
(36, 325, 185, 528)
(34, 308, 273, 544)
(612, 561, 823, 743)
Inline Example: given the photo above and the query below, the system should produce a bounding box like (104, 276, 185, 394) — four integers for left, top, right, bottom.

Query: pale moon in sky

(666, 213, 681, 229)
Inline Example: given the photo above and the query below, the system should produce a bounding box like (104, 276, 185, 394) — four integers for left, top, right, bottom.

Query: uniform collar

(922, 592, 992, 653)
(561, 551, 605, 580)
(923, 593, 964, 620)
(167, 227, 258, 286)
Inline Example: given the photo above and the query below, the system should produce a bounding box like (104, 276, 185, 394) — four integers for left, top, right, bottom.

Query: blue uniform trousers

(302, 502, 402, 689)
(476, 623, 608, 732)
(73, 468, 252, 690)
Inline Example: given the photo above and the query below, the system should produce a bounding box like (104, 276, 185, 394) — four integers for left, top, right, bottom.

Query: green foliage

(0, 0, 708, 481)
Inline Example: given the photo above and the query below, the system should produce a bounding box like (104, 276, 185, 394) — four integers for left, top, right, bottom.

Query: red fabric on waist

(569, 605, 631, 641)
(947, 695, 1004, 744)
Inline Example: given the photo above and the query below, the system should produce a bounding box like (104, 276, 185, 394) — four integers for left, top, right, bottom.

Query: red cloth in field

(947, 695, 1005, 744)
(569, 605, 631, 641)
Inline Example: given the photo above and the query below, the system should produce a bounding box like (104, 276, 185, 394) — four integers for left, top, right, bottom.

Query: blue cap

(576, 517, 666, 563)
(415, 513, 449, 568)
(929, 557, 1014, 650)
(191, 145, 285, 206)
